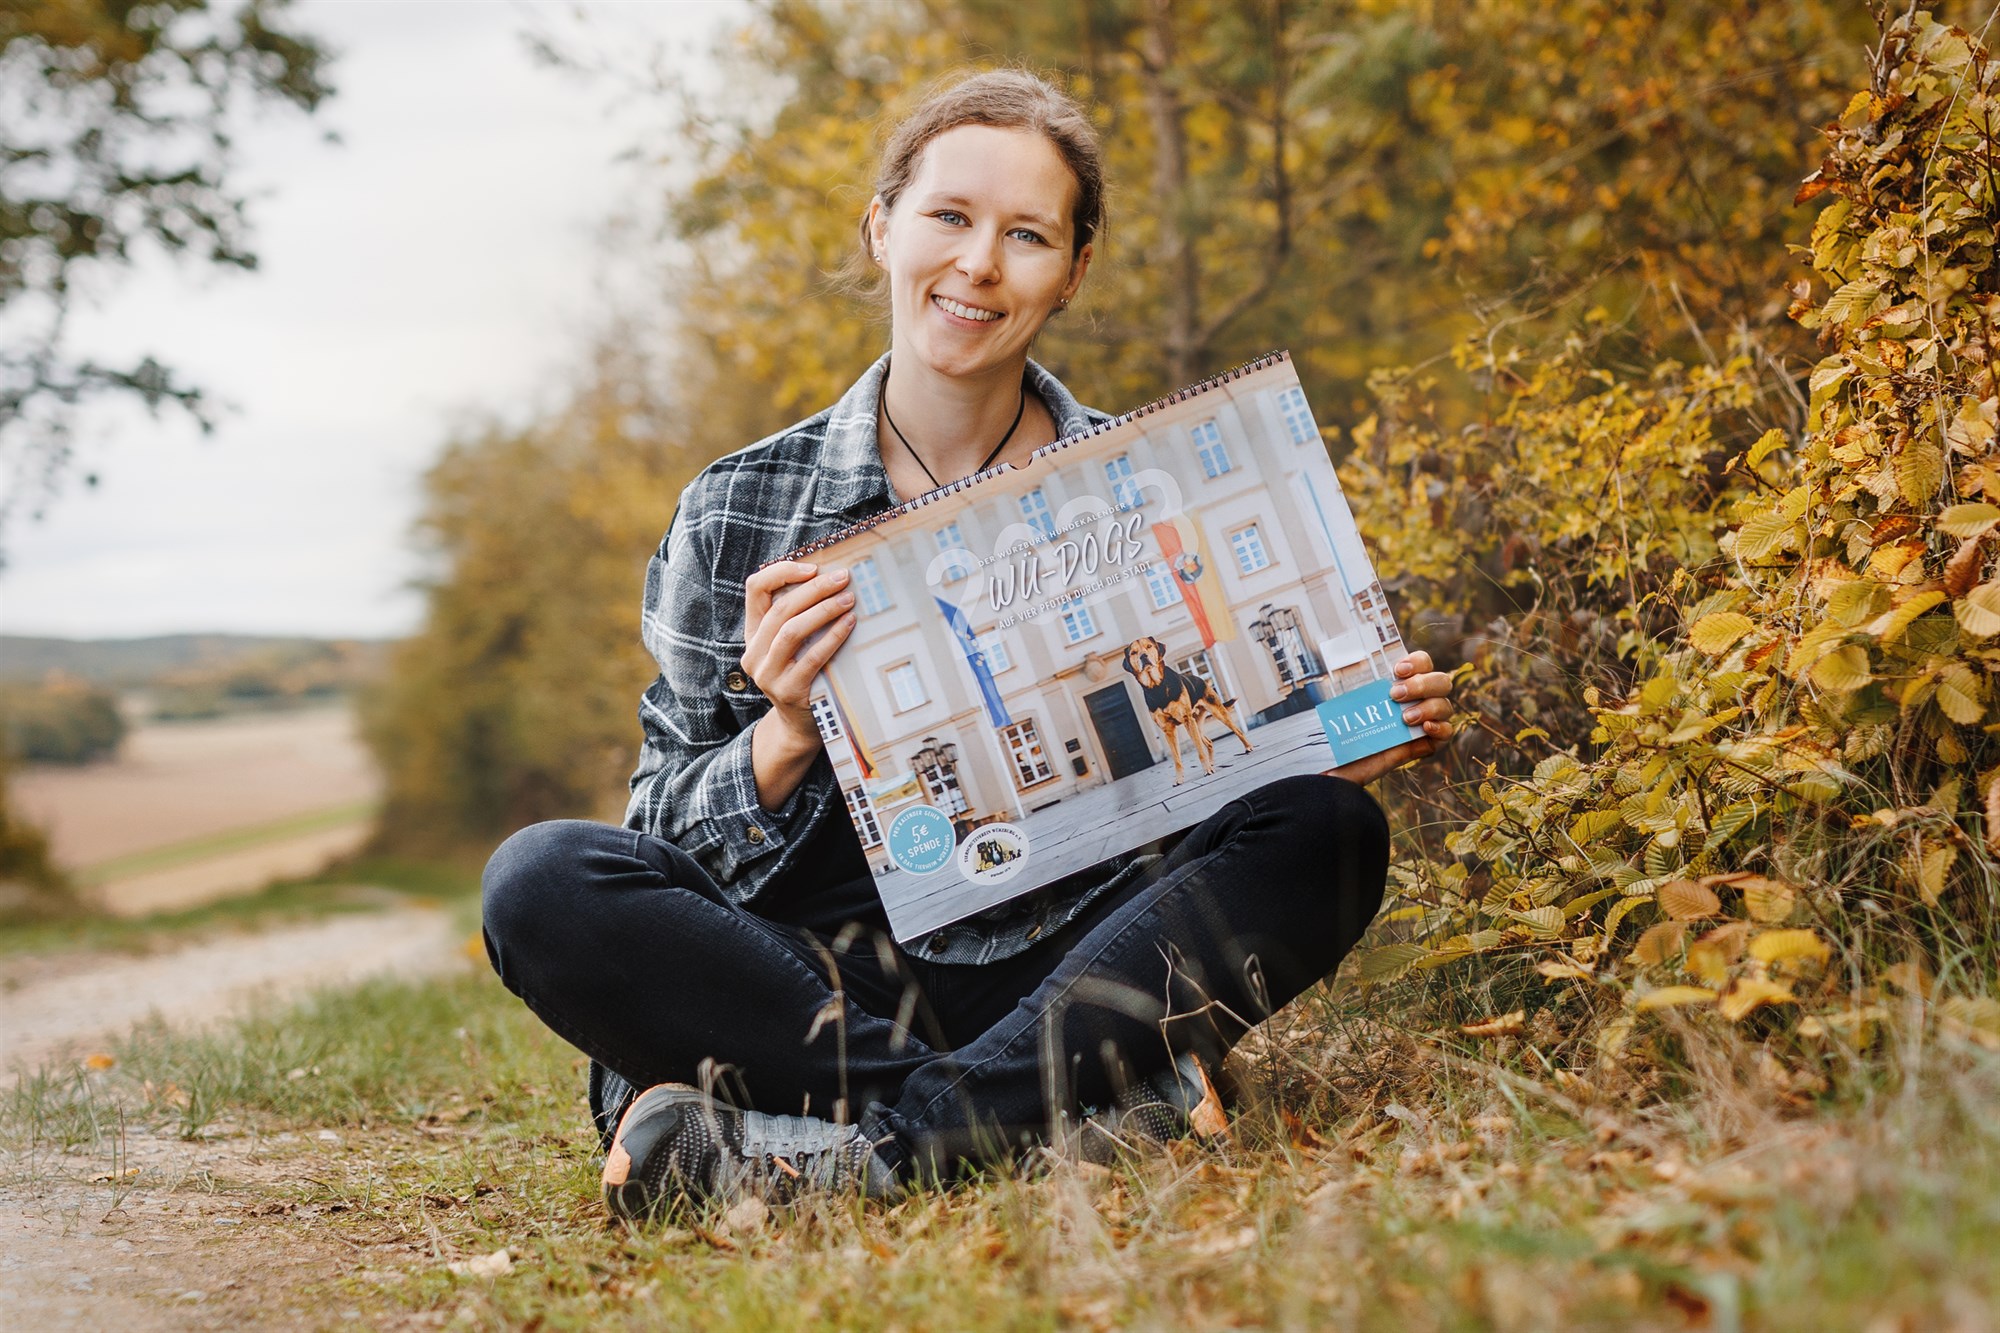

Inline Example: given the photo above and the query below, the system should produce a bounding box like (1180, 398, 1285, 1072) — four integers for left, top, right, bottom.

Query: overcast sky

(2, 0, 744, 641)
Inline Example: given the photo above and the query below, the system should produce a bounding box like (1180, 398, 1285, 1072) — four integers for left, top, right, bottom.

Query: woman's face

(870, 123, 1091, 383)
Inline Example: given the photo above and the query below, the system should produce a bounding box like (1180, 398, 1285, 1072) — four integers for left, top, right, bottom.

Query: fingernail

(832, 568, 849, 583)
(839, 591, 855, 606)
(1390, 684, 1407, 700)
(1402, 709, 1418, 724)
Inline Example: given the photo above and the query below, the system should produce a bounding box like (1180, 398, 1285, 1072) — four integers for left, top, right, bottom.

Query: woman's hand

(1324, 650, 1456, 787)
(742, 560, 857, 809)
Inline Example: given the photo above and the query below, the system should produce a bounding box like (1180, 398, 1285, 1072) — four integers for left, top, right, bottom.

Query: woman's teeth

(934, 295, 1001, 322)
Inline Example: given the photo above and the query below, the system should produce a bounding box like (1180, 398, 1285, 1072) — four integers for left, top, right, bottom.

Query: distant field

(12, 706, 382, 914)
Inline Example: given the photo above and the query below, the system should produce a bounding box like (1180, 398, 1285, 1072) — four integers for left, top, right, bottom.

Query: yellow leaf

(1637, 985, 1718, 1012)
(1513, 906, 1565, 936)
(1460, 1010, 1526, 1038)
(1958, 581, 2000, 638)
(1895, 443, 1945, 506)
(1689, 612, 1755, 656)
(1881, 960, 1933, 997)
(1657, 879, 1722, 921)
(1514, 725, 1550, 743)
(1741, 877, 1798, 923)
(1630, 920, 1688, 965)
(1748, 929, 1832, 967)
(1865, 589, 1947, 644)
(1568, 808, 1625, 844)
(1939, 502, 2000, 538)
(1747, 428, 1788, 468)
(1936, 664, 1985, 724)
(1808, 643, 1871, 692)
(1719, 978, 1797, 1021)
(1355, 943, 1427, 984)
(1914, 843, 1957, 906)
(84, 1053, 116, 1071)
(1938, 998, 2000, 1050)
(1536, 959, 1596, 982)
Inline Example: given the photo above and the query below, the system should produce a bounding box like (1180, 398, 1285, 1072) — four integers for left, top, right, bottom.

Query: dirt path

(0, 905, 467, 1075)
(0, 905, 473, 1330)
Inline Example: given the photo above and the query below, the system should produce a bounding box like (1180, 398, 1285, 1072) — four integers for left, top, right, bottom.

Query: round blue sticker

(886, 805, 956, 876)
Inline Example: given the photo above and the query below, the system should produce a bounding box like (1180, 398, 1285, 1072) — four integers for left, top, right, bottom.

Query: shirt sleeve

(621, 494, 832, 898)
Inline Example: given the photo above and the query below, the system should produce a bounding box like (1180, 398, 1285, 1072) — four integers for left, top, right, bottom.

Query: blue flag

(935, 596, 1012, 727)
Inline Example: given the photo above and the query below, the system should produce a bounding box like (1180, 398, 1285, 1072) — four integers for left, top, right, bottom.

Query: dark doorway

(1084, 683, 1157, 780)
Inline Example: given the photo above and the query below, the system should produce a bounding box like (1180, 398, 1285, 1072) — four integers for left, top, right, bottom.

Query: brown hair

(864, 69, 1106, 263)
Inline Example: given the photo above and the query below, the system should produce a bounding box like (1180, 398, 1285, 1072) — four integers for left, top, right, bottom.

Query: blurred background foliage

(365, 2, 2000, 1056)
(372, 0, 1884, 851)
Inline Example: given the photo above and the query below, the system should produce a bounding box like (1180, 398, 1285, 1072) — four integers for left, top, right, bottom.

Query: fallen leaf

(1459, 1010, 1526, 1039)
(724, 1195, 769, 1235)
(84, 1053, 116, 1071)
(1748, 929, 1832, 967)
(1719, 978, 1797, 1021)
(1636, 986, 1718, 1012)
(1630, 921, 1689, 966)
(445, 1249, 512, 1279)
(1657, 880, 1722, 921)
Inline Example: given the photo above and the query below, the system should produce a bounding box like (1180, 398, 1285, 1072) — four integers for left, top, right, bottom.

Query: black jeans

(481, 773, 1388, 1176)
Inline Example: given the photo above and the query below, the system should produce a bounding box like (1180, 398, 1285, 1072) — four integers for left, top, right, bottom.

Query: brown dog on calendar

(1121, 635, 1255, 785)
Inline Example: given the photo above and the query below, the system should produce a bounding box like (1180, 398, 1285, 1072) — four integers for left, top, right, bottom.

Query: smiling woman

(476, 68, 1458, 1222)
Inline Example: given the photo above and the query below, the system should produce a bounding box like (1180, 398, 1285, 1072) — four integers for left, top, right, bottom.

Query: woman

(481, 70, 1455, 1219)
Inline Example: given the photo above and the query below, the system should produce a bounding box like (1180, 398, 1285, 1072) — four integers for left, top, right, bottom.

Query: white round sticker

(956, 822, 1030, 885)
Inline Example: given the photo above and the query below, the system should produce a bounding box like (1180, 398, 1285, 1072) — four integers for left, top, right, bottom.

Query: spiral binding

(781, 349, 1290, 562)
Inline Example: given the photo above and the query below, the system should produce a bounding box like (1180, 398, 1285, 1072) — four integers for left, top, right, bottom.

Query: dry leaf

(446, 1249, 512, 1279)
(1630, 921, 1688, 966)
(1881, 959, 1933, 997)
(1945, 533, 1988, 599)
(84, 1053, 116, 1071)
(1748, 929, 1832, 968)
(1636, 986, 1718, 1012)
(1719, 978, 1797, 1021)
(1657, 880, 1722, 921)
(1987, 770, 2000, 856)
(1741, 876, 1798, 923)
(724, 1196, 769, 1235)
(1459, 1010, 1527, 1039)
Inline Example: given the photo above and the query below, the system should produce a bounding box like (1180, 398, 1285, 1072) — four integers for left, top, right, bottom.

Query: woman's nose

(955, 228, 1003, 283)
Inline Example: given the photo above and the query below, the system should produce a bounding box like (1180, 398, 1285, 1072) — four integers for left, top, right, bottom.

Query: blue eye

(1009, 228, 1048, 245)
(934, 210, 968, 226)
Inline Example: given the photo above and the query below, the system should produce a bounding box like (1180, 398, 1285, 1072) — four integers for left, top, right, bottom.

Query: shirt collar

(810, 353, 1096, 516)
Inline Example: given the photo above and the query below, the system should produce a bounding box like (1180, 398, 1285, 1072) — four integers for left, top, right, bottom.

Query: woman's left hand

(1324, 650, 1456, 786)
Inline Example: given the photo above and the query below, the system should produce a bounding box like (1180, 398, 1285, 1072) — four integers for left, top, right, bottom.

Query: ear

(1061, 242, 1093, 306)
(866, 197, 891, 267)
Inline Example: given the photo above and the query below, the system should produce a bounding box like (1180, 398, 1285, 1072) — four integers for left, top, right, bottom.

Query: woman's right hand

(741, 561, 857, 796)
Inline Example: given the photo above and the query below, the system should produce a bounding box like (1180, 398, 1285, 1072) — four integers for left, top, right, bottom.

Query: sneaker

(1075, 1051, 1231, 1164)
(601, 1083, 899, 1220)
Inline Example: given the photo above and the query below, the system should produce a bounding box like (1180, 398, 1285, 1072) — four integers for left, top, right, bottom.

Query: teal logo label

(1316, 679, 1423, 767)
(886, 806, 956, 876)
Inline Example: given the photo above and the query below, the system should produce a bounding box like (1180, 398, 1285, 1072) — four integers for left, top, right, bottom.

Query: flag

(1151, 511, 1236, 649)
(825, 676, 877, 780)
(934, 596, 1012, 727)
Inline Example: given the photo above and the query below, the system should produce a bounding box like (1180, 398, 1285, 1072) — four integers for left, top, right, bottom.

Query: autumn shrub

(1350, 10, 2000, 1063)
(363, 347, 703, 854)
(0, 674, 126, 763)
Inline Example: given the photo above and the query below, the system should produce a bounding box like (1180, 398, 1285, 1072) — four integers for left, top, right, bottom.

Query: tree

(0, 0, 332, 540)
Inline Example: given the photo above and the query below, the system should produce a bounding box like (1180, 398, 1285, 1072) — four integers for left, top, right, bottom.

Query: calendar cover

(787, 352, 1418, 943)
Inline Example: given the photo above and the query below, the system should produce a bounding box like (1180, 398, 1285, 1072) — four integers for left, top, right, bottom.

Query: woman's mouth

(932, 294, 1002, 323)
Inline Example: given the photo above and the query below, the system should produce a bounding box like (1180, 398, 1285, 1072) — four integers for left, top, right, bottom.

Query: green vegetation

(0, 855, 477, 959)
(6, 962, 1996, 1329)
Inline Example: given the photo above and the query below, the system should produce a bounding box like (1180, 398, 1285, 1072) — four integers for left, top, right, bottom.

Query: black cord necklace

(881, 361, 1028, 491)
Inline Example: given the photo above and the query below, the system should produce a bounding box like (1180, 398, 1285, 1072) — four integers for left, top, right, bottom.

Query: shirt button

(926, 931, 951, 955)
(746, 825, 766, 844)
(725, 671, 749, 692)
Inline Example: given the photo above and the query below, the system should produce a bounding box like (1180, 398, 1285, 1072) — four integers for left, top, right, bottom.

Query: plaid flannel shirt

(623, 353, 1147, 964)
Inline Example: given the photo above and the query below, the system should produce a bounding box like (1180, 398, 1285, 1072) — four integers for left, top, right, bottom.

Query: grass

(76, 800, 380, 885)
(6, 960, 1998, 1330)
(0, 854, 480, 959)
